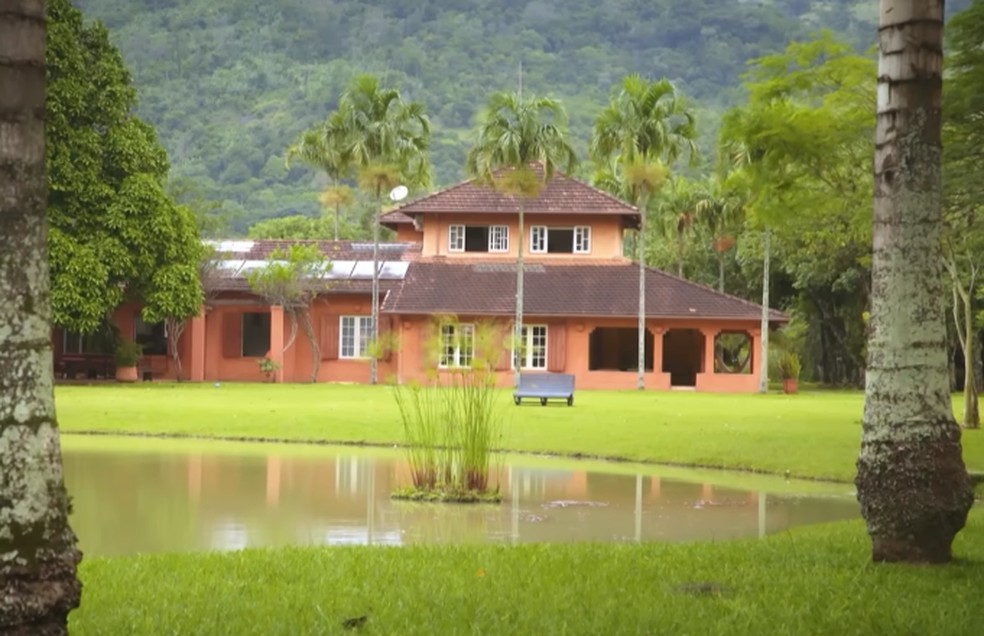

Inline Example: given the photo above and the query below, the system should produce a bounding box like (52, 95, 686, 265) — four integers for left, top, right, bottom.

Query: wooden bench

(57, 353, 114, 379)
(513, 373, 575, 406)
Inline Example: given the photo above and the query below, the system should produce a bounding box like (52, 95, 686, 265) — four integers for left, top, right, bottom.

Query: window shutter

(321, 315, 339, 361)
(547, 324, 566, 372)
(222, 312, 242, 358)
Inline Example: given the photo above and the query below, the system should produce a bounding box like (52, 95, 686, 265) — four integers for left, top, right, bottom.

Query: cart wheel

(514, 396, 521, 405)
(567, 396, 574, 406)
(540, 398, 547, 406)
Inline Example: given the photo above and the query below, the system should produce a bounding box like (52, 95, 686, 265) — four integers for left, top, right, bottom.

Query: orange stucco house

(53, 170, 784, 392)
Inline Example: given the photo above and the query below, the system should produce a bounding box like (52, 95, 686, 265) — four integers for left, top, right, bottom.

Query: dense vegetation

(70, 0, 967, 232)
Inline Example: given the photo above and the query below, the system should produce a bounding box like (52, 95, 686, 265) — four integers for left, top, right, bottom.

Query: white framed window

(340, 316, 373, 358)
(450, 224, 509, 253)
(574, 226, 591, 253)
(514, 324, 547, 369)
(449, 225, 465, 252)
(439, 323, 475, 368)
(531, 226, 547, 253)
(530, 226, 591, 254)
(489, 225, 509, 252)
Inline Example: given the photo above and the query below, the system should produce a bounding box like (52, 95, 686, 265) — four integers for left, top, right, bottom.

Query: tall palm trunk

(370, 194, 381, 385)
(0, 1, 82, 630)
(856, 0, 973, 563)
(637, 198, 648, 390)
(514, 202, 525, 387)
(758, 229, 770, 393)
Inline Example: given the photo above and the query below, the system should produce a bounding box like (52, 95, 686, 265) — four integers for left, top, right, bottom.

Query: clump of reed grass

(392, 318, 504, 502)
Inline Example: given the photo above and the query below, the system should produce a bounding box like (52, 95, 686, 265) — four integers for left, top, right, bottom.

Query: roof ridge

(389, 163, 639, 215)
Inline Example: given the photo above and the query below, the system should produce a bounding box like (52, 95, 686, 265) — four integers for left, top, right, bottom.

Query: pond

(61, 436, 859, 557)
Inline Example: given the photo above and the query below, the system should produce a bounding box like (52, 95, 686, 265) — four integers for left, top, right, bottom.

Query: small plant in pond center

(392, 317, 505, 503)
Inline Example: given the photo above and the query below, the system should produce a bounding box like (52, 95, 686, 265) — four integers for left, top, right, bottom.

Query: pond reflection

(62, 439, 859, 556)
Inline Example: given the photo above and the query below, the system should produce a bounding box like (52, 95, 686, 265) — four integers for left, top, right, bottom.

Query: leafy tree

(855, 0, 973, 564)
(0, 0, 82, 630)
(694, 173, 745, 293)
(466, 92, 577, 385)
(246, 244, 331, 383)
(590, 74, 697, 388)
(335, 74, 432, 384)
(286, 111, 354, 240)
(247, 215, 336, 240)
(719, 33, 875, 389)
(942, 0, 984, 429)
(46, 0, 202, 334)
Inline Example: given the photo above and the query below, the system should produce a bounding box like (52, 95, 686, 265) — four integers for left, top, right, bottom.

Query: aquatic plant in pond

(392, 318, 505, 501)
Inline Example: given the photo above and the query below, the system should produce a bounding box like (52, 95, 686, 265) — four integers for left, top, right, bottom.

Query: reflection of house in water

(61, 447, 858, 557)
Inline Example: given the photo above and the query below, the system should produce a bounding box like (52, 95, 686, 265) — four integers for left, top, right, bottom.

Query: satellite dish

(389, 185, 409, 202)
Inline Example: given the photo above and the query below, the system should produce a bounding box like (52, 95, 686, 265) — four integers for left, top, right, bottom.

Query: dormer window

(530, 226, 592, 254)
(449, 224, 509, 253)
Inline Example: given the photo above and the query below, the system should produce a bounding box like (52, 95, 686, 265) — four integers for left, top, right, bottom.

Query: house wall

(394, 225, 423, 243)
(89, 301, 763, 393)
(392, 314, 762, 392)
(418, 212, 625, 260)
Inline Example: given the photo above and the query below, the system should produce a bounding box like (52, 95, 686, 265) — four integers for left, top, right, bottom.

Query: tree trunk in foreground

(0, 1, 83, 631)
(856, 0, 973, 564)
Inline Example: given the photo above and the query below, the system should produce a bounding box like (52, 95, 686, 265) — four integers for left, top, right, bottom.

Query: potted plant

(114, 338, 143, 382)
(258, 357, 281, 383)
(778, 350, 801, 395)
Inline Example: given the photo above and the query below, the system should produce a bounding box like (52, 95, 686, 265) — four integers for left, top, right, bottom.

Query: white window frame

(340, 315, 373, 359)
(530, 226, 547, 253)
(439, 323, 475, 368)
(530, 226, 591, 254)
(489, 225, 509, 252)
(449, 224, 465, 252)
(513, 324, 547, 370)
(574, 226, 591, 253)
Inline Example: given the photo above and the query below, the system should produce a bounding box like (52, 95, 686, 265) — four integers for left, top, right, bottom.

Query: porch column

(649, 324, 664, 373)
(270, 305, 285, 383)
(189, 311, 206, 382)
(749, 328, 763, 376)
(701, 328, 718, 375)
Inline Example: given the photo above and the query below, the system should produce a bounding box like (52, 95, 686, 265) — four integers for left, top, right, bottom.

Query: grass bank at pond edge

(71, 513, 984, 635)
(55, 383, 984, 486)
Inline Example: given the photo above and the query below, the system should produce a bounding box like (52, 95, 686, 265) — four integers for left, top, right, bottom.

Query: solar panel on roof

(350, 261, 378, 278)
(325, 260, 357, 279)
(379, 261, 410, 280)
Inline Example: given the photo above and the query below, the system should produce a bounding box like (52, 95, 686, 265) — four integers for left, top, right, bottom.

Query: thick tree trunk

(166, 316, 185, 381)
(0, 2, 83, 631)
(299, 309, 320, 383)
(856, 0, 973, 563)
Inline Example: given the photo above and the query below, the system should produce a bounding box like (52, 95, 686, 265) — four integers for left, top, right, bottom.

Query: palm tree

(694, 173, 745, 293)
(855, 0, 973, 563)
(466, 92, 577, 386)
(286, 110, 353, 241)
(590, 75, 698, 389)
(337, 74, 432, 384)
(0, 0, 82, 630)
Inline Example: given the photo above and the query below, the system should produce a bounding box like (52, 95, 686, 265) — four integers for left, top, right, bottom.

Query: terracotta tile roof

(382, 260, 787, 323)
(380, 210, 414, 229)
(390, 165, 639, 225)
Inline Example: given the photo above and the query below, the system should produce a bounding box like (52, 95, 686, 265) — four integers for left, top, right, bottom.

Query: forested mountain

(73, 0, 969, 232)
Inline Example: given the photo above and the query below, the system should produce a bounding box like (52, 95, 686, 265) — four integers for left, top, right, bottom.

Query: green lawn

(58, 384, 984, 634)
(70, 512, 984, 636)
(55, 383, 984, 484)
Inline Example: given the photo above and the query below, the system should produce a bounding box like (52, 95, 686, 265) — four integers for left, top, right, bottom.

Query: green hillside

(71, 0, 969, 232)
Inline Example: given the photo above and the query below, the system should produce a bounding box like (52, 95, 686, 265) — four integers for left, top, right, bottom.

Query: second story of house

(381, 167, 639, 262)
